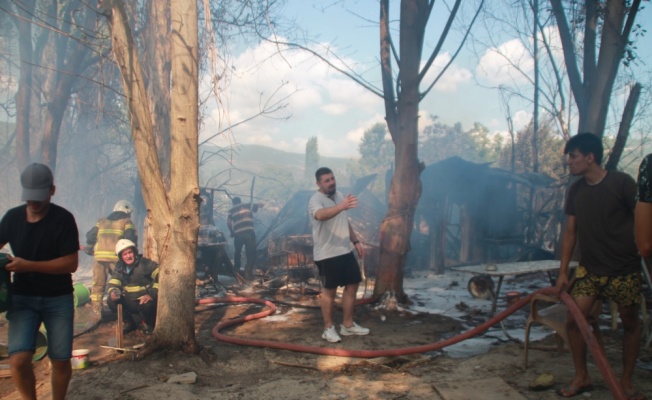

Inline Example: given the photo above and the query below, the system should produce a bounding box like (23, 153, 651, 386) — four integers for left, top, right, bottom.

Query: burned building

(257, 182, 386, 279)
(412, 157, 556, 273)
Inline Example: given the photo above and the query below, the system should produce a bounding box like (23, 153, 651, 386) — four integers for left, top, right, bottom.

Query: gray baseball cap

(20, 163, 53, 201)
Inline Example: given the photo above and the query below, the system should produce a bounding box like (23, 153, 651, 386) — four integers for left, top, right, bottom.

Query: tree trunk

(12, 0, 36, 169)
(144, 0, 172, 188)
(154, 0, 199, 352)
(102, 0, 169, 248)
(42, 67, 82, 170)
(552, 0, 641, 136)
(102, 0, 197, 351)
(139, 0, 171, 261)
(583, 0, 627, 136)
(11, 0, 96, 171)
(605, 82, 641, 170)
(373, 0, 426, 304)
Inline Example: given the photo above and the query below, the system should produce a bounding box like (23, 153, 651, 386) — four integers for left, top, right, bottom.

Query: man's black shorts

(315, 252, 362, 289)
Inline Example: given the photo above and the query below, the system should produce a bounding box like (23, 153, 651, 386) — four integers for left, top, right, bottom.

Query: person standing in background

(227, 197, 260, 280)
(0, 163, 79, 400)
(85, 200, 137, 316)
(309, 167, 369, 343)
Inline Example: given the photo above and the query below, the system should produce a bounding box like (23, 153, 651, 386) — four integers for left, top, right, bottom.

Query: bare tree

(2, 0, 100, 171)
(551, 0, 643, 165)
(472, 0, 648, 248)
(369, 0, 486, 303)
(100, 0, 199, 351)
(98, 0, 282, 350)
(269, 0, 484, 304)
(472, 0, 573, 141)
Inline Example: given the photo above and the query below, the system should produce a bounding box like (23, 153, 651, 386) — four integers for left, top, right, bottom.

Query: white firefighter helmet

(113, 200, 134, 214)
(115, 239, 136, 257)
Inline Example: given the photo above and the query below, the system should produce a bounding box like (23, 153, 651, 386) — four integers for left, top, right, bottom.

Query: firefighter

(107, 239, 158, 334)
(227, 197, 261, 280)
(85, 200, 137, 316)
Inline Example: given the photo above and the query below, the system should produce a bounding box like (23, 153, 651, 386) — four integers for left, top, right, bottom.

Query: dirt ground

(1, 283, 651, 400)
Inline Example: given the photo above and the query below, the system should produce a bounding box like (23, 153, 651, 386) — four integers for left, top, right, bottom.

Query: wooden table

(451, 260, 577, 314)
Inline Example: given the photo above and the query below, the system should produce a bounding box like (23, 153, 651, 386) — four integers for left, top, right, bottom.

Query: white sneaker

(340, 322, 370, 336)
(322, 326, 342, 343)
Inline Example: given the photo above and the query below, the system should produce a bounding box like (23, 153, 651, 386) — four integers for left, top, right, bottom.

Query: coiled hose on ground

(201, 287, 626, 399)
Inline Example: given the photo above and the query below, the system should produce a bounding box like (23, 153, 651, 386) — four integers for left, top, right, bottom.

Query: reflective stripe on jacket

(88, 214, 136, 262)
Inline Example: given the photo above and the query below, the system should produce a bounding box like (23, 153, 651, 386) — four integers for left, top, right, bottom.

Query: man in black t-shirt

(0, 163, 79, 400)
(556, 133, 642, 398)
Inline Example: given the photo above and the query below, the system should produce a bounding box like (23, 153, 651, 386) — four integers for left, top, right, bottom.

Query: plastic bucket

(71, 349, 90, 370)
(33, 327, 48, 361)
(73, 283, 90, 308)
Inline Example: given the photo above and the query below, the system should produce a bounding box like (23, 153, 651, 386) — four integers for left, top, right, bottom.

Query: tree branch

(418, 0, 461, 83)
(605, 82, 641, 170)
(262, 36, 384, 98)
(421, 0, 483, 99)
(549, 0, 585, 107)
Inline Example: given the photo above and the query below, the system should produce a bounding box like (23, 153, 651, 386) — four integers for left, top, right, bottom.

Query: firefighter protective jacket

(107, 256, 159, 302)
(86, 211, 137, 262)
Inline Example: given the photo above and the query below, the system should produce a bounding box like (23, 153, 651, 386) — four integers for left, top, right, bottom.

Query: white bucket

(71, 349, 90, 370)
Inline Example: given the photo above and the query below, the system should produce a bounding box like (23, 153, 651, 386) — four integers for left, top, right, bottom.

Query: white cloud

(199, 36, 383, 158)
(512, 109, 532, 131)
(199, 39, 480, 159)
(492, 129, 512, 141)
(475, 26, 564, 89)
(488, 117, 504, 130)
(321, 103, 349, 115)
(345, 114, 387, 143)
(476, 38, 533, 86)
(421, 52, 473, 93)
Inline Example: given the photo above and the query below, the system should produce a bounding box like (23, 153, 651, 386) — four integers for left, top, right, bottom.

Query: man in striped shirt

(227, 197, 260, 280)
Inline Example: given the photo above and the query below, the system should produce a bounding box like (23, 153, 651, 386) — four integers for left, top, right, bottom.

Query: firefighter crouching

(107, 239, 158, 334)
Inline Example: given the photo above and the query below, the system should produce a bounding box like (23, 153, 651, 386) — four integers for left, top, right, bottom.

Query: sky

(199, 0, 652, 159)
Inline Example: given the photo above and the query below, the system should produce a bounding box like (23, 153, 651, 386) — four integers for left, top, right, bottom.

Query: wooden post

(117, 304, 123, 349)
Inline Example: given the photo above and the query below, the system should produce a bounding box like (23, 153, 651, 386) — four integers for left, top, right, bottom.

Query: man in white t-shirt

(308, 167, 369, 343)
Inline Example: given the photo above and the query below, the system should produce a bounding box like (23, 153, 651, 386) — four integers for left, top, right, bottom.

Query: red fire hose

(200, 287, 626, 399)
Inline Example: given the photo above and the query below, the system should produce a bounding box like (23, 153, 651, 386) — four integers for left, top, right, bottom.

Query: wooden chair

(523, 294, 603, 369)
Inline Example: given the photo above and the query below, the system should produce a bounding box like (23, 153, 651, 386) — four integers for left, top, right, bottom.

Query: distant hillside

(200, 143, 355, 176)
(199, 143, 357, 207)
(201, 143, 354, 167)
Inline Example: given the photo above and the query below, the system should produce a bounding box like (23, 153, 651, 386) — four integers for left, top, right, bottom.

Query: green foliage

(358, 123, 393, 171)
(493, 120, 567, 247)
(420, 117, 501, 165)
(495, 120, 566, 179)
(348, 123, 394, 199)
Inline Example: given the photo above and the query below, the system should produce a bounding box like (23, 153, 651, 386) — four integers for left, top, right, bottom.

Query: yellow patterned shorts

(570, 266, 641, 306)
